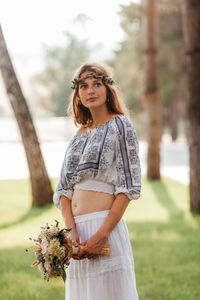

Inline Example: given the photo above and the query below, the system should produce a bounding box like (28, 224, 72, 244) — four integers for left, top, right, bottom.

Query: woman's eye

(80, 84, 87, 89)
(95, 82, 101, 87)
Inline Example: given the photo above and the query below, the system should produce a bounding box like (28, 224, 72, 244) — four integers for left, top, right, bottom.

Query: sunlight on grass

(0, 176, 200, 300)
(0, 179, 31, 225)
(0, 246, 65, 300)
(124, 177, 170, 222)
(0, 204, 64, 248)
(0, 178, 64, 248)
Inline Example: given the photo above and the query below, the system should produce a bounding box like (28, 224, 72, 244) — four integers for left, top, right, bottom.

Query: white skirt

(65, 210, 139, 300)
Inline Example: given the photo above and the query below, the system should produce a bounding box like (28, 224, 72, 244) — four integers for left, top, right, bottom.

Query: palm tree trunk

(144, 0, 162, 179)
(181, 0, 200, 213)
(0, 24, 53, 206)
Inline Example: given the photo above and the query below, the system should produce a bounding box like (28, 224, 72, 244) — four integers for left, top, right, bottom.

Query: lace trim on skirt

(67, 255, 134, 279)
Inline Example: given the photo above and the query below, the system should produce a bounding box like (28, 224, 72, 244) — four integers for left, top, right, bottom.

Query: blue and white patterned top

(53, 114, 141, 209)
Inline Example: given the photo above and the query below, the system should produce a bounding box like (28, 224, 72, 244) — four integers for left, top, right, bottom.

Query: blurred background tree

(0, 25, 53, 207)
(143, 0, 161, 180)
(109, 0, 185, 140)
(182, 0, 200, 213)
(30, 33, 90, 116)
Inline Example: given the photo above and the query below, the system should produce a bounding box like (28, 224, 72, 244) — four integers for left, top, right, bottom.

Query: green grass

(0, 177, 199, 300)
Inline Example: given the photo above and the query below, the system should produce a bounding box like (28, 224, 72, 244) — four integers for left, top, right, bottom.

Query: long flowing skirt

(65, 210, 139, 300)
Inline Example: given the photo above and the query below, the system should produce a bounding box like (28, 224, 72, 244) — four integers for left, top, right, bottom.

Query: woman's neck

(89, 111, 116, 129)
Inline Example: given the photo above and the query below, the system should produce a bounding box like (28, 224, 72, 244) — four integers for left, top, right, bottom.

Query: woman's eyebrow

(93, 79, 101, 82)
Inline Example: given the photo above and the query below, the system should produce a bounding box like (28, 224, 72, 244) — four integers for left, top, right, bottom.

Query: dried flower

(28, 220, 73, 282)
(27, 219, 109, 283)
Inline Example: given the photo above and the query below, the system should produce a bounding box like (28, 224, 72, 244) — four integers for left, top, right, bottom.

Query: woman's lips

(87, 97, 97, 101)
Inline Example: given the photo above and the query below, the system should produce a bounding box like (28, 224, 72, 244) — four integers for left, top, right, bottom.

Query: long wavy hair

(67, 62, 129, 127)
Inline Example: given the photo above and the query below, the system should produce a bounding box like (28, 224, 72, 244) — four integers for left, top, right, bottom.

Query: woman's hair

(67, 62, 129, 127)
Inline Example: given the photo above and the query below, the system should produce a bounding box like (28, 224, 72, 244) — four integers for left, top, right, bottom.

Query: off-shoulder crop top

(53, 114, 141, 209)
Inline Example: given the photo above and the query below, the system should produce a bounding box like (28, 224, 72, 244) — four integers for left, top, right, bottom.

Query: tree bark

(144, 0, 162, 179)
(0, 25, 53, 206)
(181, 0, 200, 213)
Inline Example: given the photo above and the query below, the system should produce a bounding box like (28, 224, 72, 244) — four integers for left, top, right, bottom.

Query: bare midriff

(71, 189, 116, 216)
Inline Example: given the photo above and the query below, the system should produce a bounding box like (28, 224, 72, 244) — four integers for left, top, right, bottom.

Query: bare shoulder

(75, 125, 88, 136)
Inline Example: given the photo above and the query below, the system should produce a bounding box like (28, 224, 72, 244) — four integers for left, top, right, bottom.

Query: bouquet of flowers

(28, 220, 109, 282)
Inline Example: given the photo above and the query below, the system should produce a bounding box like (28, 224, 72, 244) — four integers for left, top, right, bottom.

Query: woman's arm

(96, 193, 130, 238)
(60, 195, 80, 244)
(78, 193, 130, 258)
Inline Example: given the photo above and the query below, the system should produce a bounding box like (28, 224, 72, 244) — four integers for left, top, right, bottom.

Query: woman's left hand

(78, 232, 107, 259)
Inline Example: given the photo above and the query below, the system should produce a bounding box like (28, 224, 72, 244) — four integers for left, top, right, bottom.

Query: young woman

(53, 62, 141, 300)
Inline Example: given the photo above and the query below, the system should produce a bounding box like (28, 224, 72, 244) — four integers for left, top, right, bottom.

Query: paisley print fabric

(53, 114, 141, 209)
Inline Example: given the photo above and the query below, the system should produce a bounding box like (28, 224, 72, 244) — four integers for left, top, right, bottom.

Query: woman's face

(78, 71, 107, 110)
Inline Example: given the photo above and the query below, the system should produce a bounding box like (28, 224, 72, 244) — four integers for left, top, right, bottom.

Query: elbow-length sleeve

(53, 150, 73, 209)
(114, 116, 141, 200)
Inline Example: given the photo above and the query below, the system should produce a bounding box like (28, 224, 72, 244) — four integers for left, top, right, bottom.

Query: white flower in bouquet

(48, 238, 65, 258)
(41, 237, 49, 254)
(38, 262, 45, 273)
(44, 261, 52, 274)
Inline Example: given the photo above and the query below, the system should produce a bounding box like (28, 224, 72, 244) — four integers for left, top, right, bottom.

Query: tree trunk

(144, 0, 162, 179)
(181, 0, 200, 213)
(168, 78, 184, 142)
(0, 25, 53, 206)
(169, 97, 178, 142)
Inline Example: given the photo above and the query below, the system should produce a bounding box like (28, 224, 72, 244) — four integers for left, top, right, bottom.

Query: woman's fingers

(80, 241, 87, 246)
(72, 240, 79, 247)
(67, 228, 80, 245)
(72, 255, 81, 260)
(73, 248, 99, 260)
(74, 239, 100, 259)
(78, 247, 99, 259)
(78, 248, 87, 258)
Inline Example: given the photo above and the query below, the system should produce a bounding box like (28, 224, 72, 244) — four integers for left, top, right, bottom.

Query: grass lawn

(0, 176, 199, 300)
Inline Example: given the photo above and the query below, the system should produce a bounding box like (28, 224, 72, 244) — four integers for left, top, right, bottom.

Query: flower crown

(71, 72, 115, 89)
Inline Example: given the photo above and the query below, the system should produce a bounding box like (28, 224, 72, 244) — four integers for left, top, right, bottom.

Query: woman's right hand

(67, 227, 81, 260)
(67, 227, 80, 245)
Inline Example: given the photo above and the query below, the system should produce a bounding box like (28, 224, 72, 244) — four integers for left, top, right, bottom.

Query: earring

(107, 96, 110, 103)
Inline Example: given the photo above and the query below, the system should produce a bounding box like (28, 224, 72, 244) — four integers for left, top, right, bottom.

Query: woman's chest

(66, 127, 117, 171)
